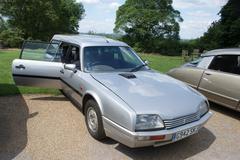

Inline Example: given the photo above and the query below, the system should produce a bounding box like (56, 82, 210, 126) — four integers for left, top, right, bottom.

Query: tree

(0, 28, 24, 47)
(199, 21, 222, 50)
(200, 0, 240, 49)
(0, 16, 24, 47)
(0, 0, 85, 41)
(219, 0, 240, 47)
(114, 0, 183, 52)
(0, 16, 6, 32)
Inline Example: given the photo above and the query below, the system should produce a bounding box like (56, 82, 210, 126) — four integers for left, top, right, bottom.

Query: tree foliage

(0, 0, 85, 41)
(114, 0, 183, 52)
(0, 28, 24, 48)
(219, 0, 240, 47)
(199, 21, 222, 50)
(0, 17, 23, 47)
(200, 0, 240, 50)
(0, 16, 7, 32)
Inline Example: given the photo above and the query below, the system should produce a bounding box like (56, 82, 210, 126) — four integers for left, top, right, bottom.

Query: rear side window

(209, 55, 240, 75)
(197, 56, 214, 69)
(20, 41, 60, 62)
(184, 56, 213, 68)
(189, 58, 203, 67)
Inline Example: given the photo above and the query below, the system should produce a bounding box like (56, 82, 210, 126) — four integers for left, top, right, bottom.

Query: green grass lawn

(0, 49, 183, 96)
(140, 53, 183, 73)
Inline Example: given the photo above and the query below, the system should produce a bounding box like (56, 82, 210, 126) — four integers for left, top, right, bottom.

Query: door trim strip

(198, 87, 238, 102)
(12, 74, 83, 97)
(12, 74, 59, 80)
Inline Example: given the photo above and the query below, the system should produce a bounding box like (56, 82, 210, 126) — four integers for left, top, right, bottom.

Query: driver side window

(60, 43, 81, 69)
(69, 46, 80, 69)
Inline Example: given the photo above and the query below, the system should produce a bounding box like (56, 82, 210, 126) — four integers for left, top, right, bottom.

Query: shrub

(0, 28, 24, 48)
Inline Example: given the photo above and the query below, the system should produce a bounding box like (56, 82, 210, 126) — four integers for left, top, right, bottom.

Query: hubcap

(87, 107, 98, 133)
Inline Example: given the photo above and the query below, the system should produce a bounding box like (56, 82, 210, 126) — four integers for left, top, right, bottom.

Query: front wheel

(84, 99, 106, 140)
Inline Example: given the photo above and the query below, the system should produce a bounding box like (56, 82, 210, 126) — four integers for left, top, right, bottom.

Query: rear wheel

(84, 99, 106, 140)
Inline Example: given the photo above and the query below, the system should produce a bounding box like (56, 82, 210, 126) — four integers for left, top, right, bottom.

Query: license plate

(173, 126, 198, 141)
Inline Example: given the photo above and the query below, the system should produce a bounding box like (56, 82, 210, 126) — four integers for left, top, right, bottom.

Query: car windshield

(83, 46, 145, 72)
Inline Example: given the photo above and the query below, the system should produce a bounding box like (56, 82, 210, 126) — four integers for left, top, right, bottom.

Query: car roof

(202, 48, 240, 57)
(52, 34, 128, 47)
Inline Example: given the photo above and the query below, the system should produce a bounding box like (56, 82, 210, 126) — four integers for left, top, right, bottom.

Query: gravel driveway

(0, 94, 239, 160)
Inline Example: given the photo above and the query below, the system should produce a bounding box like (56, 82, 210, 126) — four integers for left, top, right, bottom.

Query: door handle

(15, 64, 25, 69)
(205, 72, 212, 76)
(60, 69, 64, 74)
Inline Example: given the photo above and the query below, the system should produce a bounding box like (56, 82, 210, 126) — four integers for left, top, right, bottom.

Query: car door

(12, 41, 63, 88)
(169, 67, 204, 89)
(168, 56, 213, 89)
(198, 55, 240, 110)
(59, 43, 83, 105)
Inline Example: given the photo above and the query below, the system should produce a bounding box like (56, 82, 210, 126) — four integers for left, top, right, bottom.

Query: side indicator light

(150, 135, 166, 141)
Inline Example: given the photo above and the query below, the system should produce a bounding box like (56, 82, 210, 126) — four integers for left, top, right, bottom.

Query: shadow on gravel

(115, 127, 215, 160)
(0, 93, 37, 160)
(209, 102, 240, 120)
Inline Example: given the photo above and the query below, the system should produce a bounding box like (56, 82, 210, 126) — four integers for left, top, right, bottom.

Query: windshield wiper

(130, 64, 147, 72)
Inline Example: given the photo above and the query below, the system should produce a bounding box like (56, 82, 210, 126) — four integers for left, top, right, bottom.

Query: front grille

(163, 111, 201, 129)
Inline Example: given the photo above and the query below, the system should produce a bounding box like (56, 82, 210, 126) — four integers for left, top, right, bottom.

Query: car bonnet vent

(119, 73, 136, 79)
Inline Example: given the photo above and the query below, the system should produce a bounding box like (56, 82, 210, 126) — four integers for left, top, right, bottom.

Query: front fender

(82, 90, 104, 115)
(82, 88, 136, 131)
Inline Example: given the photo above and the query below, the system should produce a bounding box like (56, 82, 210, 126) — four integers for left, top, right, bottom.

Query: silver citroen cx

(12, 34, 212, 148)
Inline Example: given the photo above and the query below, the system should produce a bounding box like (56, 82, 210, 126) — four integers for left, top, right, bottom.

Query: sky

(77, 0, 228, 39)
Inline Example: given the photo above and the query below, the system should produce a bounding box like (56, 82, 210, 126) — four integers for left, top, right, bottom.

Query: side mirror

(64, 64, 77, 73)
(144, 60, 149, 65)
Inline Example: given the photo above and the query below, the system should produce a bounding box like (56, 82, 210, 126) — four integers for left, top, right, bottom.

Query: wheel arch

(82, 91, 103, 115)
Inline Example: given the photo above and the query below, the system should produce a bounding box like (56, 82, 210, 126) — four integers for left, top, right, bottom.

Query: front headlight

(199, 101, 209, 116)
(135, 114, 164, 131)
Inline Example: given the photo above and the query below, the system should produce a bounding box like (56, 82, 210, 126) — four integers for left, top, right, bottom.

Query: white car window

(21, 41, 60, 62)
(197, 56, 214, 69)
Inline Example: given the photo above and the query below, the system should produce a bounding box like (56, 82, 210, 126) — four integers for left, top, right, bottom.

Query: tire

(84, 99, 106, 140)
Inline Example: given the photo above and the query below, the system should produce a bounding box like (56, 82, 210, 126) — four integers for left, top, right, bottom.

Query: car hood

(91, 70, 205, 119)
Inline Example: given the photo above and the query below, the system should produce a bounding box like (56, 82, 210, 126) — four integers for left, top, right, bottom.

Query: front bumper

(103, 111, 212, 148)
